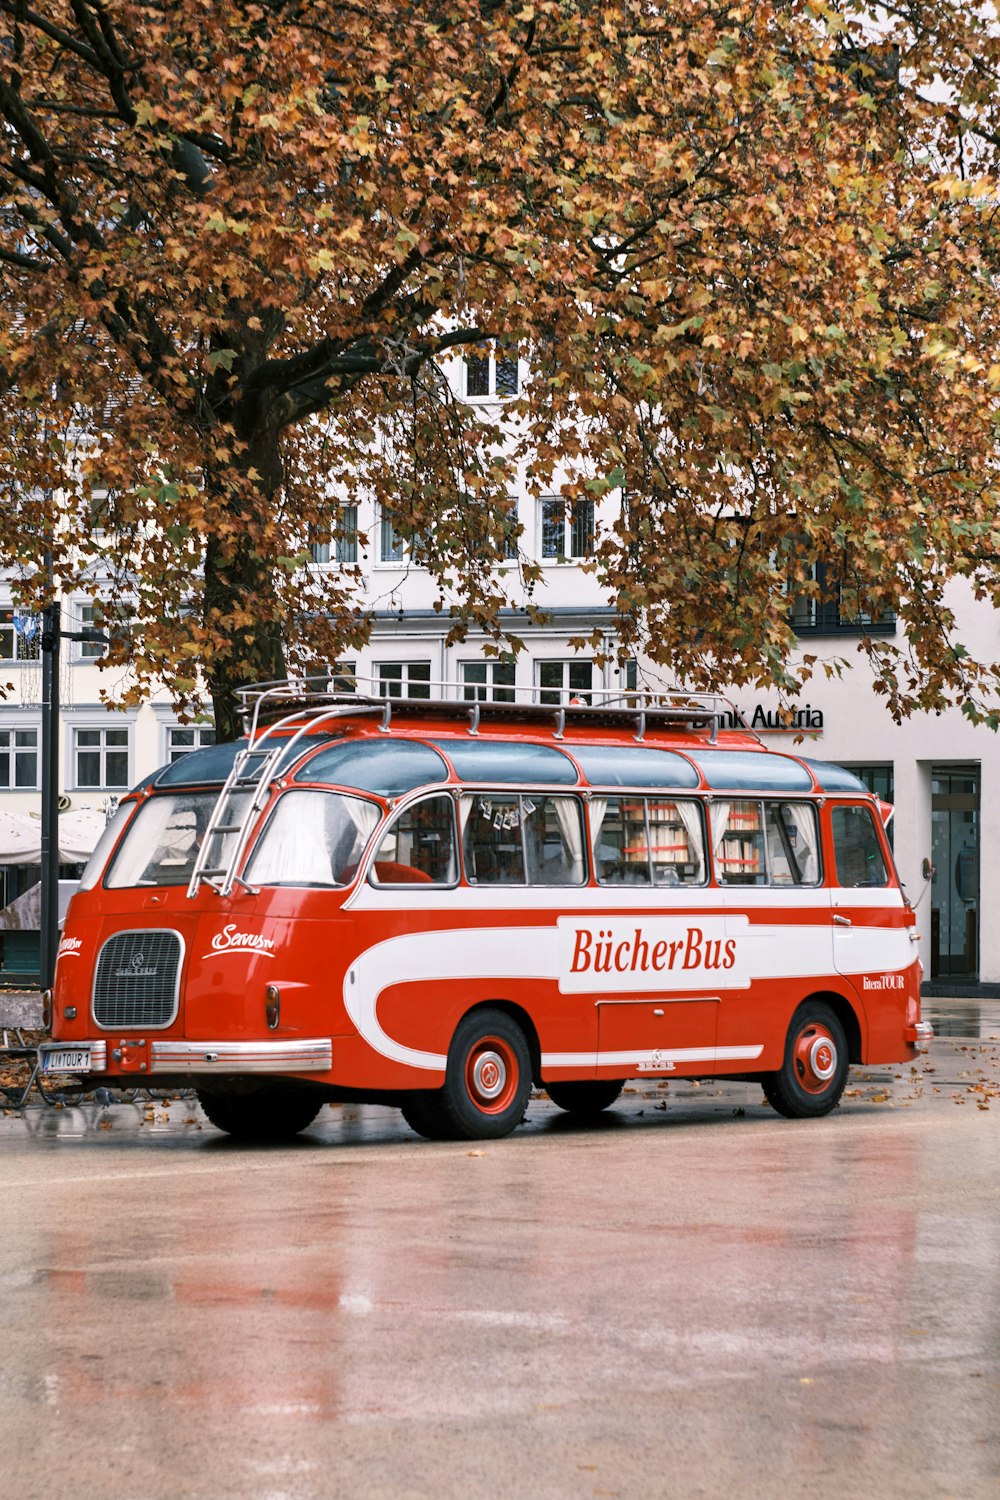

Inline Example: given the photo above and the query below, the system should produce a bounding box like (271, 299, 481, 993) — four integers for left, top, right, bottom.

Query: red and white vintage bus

(42, 684, 931, 1141)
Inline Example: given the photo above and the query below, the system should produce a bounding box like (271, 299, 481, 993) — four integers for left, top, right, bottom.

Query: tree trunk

(205, 403, 288, 742)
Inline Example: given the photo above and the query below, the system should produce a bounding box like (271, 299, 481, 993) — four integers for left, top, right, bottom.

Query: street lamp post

(36, 604, 109, 994)
(38, 601, 61, 992)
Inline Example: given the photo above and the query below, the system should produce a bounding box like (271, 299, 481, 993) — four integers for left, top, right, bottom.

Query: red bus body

(43, 690, 929, 1140)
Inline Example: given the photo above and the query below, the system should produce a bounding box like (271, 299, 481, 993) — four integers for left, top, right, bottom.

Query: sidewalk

(0, 992, 44, 1029)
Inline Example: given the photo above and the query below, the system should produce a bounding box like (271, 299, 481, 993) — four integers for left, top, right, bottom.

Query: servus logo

(203, 924, 276, 959)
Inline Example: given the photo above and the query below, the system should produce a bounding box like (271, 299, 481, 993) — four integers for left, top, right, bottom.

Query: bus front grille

(93, 930, 183, 1029)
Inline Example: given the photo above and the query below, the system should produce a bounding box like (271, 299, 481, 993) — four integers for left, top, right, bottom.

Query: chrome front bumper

(39, 1038, 332, 1076)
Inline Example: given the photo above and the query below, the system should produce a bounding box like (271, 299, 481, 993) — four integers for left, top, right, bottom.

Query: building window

(617, 659, 639, 704)
(310, 505, 359, 565)
(379, 508, 407, 564)
(536, 661, 593, 704)
(299, 661, 356, 692)
(0, 727, 39, 788)
(377, 662, 432, 699)
(89, 489, 111, 535)
(499, 499, 519, 561)
(74, 727, 130, 789)
(465, 343, 519, 399)
(75, 601, 132, 660)
(0, 609, 41, 662)
(540, 499, 595, 561)
(166, 726, 217, 763)
(78, 602, 105, 660)
(461, 661, 516, 702)
(789, 560, 896, 635)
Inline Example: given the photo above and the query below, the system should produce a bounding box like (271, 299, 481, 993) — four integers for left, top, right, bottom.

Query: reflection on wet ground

(923, 999, 1000, 1039)
(1, 1004, 998, 1500)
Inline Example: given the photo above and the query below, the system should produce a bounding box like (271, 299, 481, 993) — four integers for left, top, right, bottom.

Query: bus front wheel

(402, 1008, 532, 1142)
(196, 1085, 323, 1143)
(762, 1002, 849, 1119)
(545, 1079, 626, 1116)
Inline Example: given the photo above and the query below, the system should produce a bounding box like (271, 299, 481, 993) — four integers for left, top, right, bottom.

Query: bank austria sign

(719, 704, 825, 733)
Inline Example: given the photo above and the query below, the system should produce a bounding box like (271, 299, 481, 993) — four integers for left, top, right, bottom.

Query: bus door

(829, 802, 899, 983)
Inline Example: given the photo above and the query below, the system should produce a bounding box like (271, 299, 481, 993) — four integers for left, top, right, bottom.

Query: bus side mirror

(921, 856, 935, 882)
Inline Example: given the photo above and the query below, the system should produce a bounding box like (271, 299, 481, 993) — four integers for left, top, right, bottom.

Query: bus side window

(764, 802, 821, 885)
(461, 794, 526, 884)
(831, 805, 889, 888)
(712, 799, 766, 885)
(591, 798, 705, 886)
(371, 794, 458, 885)
(592, 797, 651, 885)
(524, 797, 586, 885)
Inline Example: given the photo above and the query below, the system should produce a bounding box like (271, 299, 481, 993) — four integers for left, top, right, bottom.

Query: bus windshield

(105, 792, 226, 888)
(245, 790, 381, 887)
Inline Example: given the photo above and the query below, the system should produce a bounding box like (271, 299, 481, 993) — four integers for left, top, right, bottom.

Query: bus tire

(762, 1002, 849, 1119)
(545, 1079, 626, 1116)
(399, 1092, 453, 1141)
(196, 1086, 323, 1142)
(431, 1008, 532, 1141)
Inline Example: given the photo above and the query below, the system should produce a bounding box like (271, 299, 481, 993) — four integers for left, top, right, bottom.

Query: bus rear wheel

(545, 1079, 626, 1117)
(196, 1085, 323, 1142)
(402, 1008, 532, 1142)
(762, 1002, 849, 1119)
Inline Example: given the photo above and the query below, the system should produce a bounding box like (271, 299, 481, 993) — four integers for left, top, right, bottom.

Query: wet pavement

(2, 1002, 999, 1500)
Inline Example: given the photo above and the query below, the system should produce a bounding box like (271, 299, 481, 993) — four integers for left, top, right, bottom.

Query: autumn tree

(2, 0, 1000, 737)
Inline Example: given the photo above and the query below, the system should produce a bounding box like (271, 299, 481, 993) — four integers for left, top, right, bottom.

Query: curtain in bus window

(247, 791, 379, 886)
(779, 804, 821, 882)
(527, 797, 585, 885)
(587, 797, 608, 876)
(670, 800, 706, 882)
(549, 798, 585, 883)
(712, 800, 766, 884)
(588, 798, 608, 843)
(106, 794, 199, 887)
(462, 794, 525, 884)
(593, 797, 651, 885)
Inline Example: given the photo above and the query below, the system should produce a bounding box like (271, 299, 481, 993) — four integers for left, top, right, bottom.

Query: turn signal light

(265, 984, 280, 1030)
(41, 989, 52, 1030)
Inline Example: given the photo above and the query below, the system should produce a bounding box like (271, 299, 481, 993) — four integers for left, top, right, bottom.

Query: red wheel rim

(792, 1022, 838, 1095)
(465, 1035, 518, 1115)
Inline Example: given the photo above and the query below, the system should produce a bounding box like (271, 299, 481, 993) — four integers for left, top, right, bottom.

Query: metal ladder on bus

(185, 738, 289, 898)
(186, 688, 385, 899)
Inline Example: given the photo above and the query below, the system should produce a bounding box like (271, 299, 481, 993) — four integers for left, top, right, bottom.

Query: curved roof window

(690, 749, 813, 792)
(297, 738, 449, 796)
(570, 744, 699, 789)
(155, 739, 248, 788)
(154, 733, 333, 790)
(431, 739, 578, 785)
(797, 759, 869, 794)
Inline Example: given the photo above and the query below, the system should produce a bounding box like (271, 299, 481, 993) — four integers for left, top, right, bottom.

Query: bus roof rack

(236, 676, 754, 746)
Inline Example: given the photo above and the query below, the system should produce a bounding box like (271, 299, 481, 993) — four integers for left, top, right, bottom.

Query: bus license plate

(42, 1048, 93, 1074)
